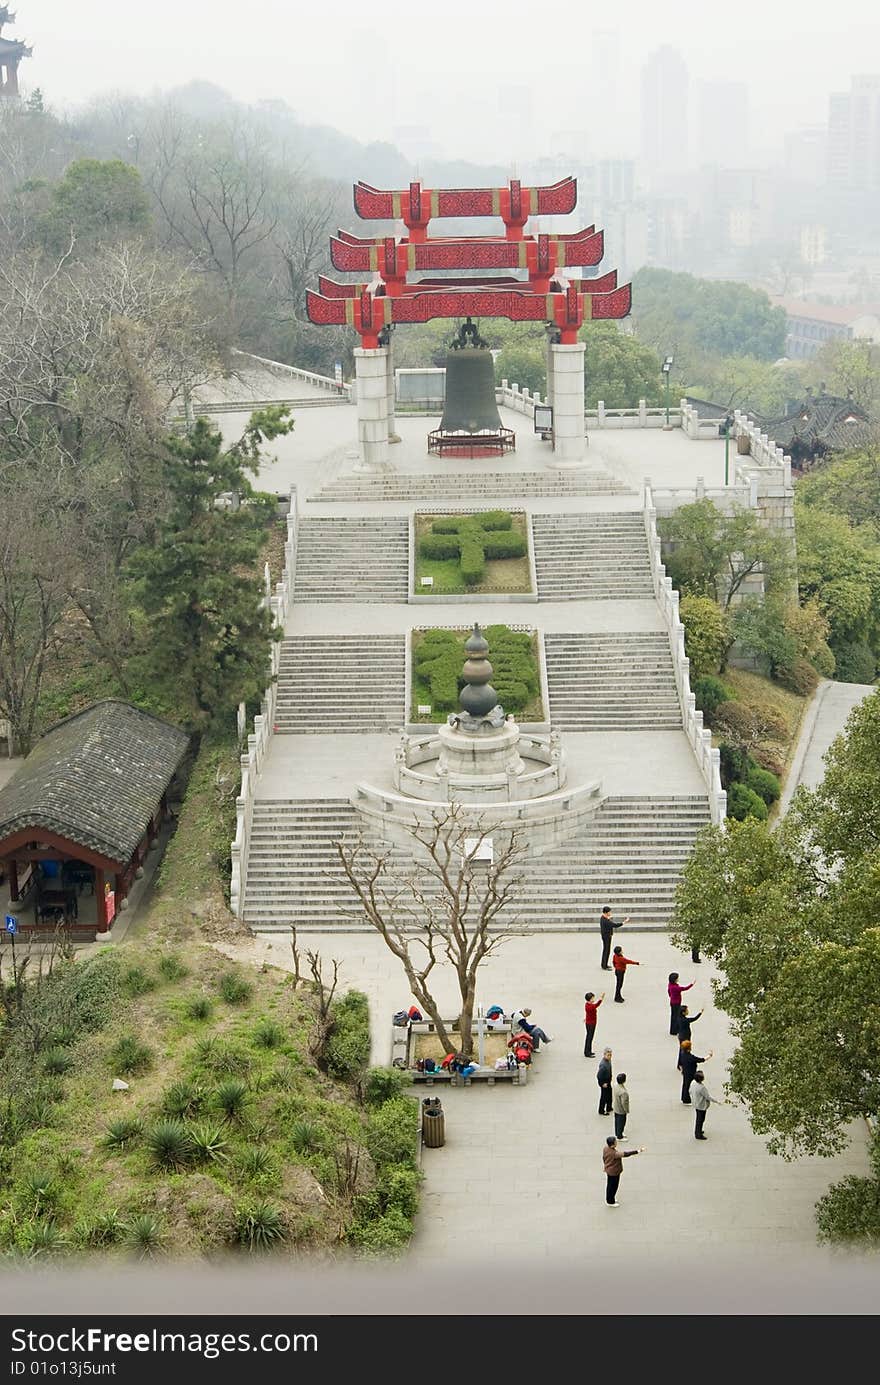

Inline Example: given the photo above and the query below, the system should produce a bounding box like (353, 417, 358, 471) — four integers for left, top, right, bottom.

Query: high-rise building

(826, 75, 880, 192)
(640, 46, 689, 183)
(784, 127, 828, 186)
(697, 81, 749, 167)
(589, 30, 621, 154)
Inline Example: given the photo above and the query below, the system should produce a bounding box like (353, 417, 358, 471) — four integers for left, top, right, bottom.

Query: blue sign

(5, 915, 17, 935)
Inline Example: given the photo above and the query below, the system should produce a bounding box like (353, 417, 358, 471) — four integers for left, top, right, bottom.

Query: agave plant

(291, 1120, 320, 1155)
(125, 1214, 164, 1258)
(186, 996, 213, 1022)
(161, 1080, 203, 1118)
(214, 1080, 249, 1119)
(157, 955, 189, 982)
(217, 973, 253, 1005)
(23, 1220, 68, 1256)
(236, 1146, 276, 1181)
(252, 1019, 284, 1050)
(103, 1117, 144, 1152)
(234, 1202, 285, 1251)
(188, 1123, 229, 1165)
(42, 1047, 74, 1076)
(145, 1119, 193, 1170)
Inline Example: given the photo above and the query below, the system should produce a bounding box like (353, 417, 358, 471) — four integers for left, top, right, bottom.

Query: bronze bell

(440, 348, 503, 434)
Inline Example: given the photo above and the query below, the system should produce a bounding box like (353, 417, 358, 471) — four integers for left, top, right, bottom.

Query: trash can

(421, 1096, 445, 1148)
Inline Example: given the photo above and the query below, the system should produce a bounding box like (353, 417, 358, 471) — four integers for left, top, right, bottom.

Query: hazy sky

(11, 0, 880, 165)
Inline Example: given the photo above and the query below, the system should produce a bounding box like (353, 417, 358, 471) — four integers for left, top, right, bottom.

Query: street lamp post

(722, 412, 734, 486)
(662, 355, 674, 429)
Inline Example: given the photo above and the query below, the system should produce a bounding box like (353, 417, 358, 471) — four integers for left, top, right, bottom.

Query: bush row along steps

(294, 517, 409, 603)
(274, 636, 406, 733)
(311, 469, 630, 503)
(241, 795, 711, 931)
(544, 632, 682, 730)
(531, 512, 655, 601)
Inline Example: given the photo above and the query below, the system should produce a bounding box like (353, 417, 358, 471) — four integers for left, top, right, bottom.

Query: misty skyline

(10, 0, 880, 168)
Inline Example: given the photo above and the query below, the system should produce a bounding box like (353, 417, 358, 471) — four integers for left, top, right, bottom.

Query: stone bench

(411, 1064, 527, 1086)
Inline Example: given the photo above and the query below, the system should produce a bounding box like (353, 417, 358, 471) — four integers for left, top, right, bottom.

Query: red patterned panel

(434, 188, 496, 218)
(537, 235, 551, 275)
(330, 236, 371, 271)
(318, 276, 360, 298)
(589, 284, 632, 319)
(390, 289, 549, 325)
(412, 241, 518, 270)
(557, 229, 603, 267)
(306, 290, 347, 326)
(409, 182, 423, 224)
(577, 270, 618, 294)
(509, 179, 522, 222)
(353, 182, 394, 218)
(534, 176, 577, 214)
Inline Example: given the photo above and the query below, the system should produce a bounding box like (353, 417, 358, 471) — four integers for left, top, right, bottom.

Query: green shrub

(727, 783, 769, 822)
(830, 640, 876, 685)
(188, 1123, 229, 1165)
(693, 675, 735, 721)
(429, 518, 462, 535)
(185, 995, 214, 1022)
(252, 1019, 284, 1050)
(775, 657, 819, 696)
(366, 1096, 419, 1169)
(162, 1080, 203, 1118)
(3, 952, 121, 1064)
(815, 1173, 880, 1246)
(125, 1214, 164, 1258)
(17, 1170, 60, 1215)
(42, 1048, 74, 1076)
(121, 965, 157, 997)
(216, 973, 253, 1005)
(363, 1068, 409, 1106)
(145, 1119, 193, 1169)
(680, 594, 731, 678)
(459, 535, 486, 587)
(108, 1034, 153, 1076)
(379, 1166, 421, 1218)
(479, 511, 513, 532)
(481, 532, 526, 560)
(234, 1201, 286, 1250)
(103, 1117, 144, 1152)
(157, 955, 189, 982)
(214, 1080, 249, 1119)
(324, 991, 371, 1081)
(348, 1206, 412, 1251)
(194, 1040, 250, 1075)
(419, 534, 461, 560)
(20, 1220, 68, 1256)
(77, 1210, 124, 1247)
(746, 765, 781, 805)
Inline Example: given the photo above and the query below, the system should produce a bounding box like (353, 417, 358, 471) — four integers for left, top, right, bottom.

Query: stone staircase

(242, 795, 711, 931)
(532, 512, 654, 600)
(544, 632, 682, 730)
(274, 635, 406, 733)
(242, 799, 361, 929)
(312, 469, 630, 503)
(294, 517, 408, 603)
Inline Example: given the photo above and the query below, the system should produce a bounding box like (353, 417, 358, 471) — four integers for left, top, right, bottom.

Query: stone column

(549, 341, 587, 466)
(386, 342, 401, 444)
(354, 346, 391, 471)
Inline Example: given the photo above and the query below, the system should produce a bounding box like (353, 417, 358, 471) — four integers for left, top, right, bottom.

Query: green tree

(679, 594, 731, 676)
(582, 323, 664, 409)
(494, 340, 545, 396)
(807, 339, 880, 413)
(631, 268, 787, 366)
(129, 409, 292, 732)
(659, 498, 794, 607)
(797, 448, 880, 531)
(795, 502, 880, 650)
(732, 595, 834, 680)
(688, 354, 805, 415)
(40, 158, 151, 252)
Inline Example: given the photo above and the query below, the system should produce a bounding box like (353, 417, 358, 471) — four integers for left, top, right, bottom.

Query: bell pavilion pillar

(353, 345, 391, 471)
(549, 341, 587, 465)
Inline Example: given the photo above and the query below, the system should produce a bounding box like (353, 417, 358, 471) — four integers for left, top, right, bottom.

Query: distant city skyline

(12, 0, 880, 174)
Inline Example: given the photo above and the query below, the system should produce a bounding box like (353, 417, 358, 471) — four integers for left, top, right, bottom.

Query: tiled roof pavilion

(0, 700, 189, 867)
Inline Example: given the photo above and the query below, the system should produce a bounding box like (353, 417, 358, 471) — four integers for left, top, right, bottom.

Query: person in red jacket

(583, 990, 605, 1057)
(612, 946, 640, 1002)
(667, 972, 695, 1036)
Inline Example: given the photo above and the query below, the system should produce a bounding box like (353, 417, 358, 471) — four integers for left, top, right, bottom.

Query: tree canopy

(631, 267, 787, 365)
(658, 498, 794, 608)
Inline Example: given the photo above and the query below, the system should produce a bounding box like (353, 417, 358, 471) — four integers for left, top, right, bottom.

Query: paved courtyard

(223, 928, 868, 1264)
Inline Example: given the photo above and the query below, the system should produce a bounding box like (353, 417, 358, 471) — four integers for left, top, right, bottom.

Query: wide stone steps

(544, 633, 682, 730)
(312, 469, 630, 503)
(242, 795, 711, 930)
(274, 635, 405, 733)
(532, 513, 655, 601)
(294, 517, 408, 602)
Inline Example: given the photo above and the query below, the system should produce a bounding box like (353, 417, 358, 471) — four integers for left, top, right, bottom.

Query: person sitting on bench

(511, 1007, 553, 1048)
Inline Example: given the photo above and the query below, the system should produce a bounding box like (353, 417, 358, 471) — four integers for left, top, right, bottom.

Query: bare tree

(335, 805, 527, 1059)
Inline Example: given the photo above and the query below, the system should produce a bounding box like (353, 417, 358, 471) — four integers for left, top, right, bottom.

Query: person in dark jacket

(677, 1039, 714, 1103)
(583, 990, 605, 1057)
(602, 1136, 644, 1205)
(599, 906, 629, 971)
(676, 1004, 703, 1044)
(597, 1048, 614, 1115)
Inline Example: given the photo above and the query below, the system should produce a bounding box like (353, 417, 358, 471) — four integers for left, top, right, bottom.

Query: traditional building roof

(757, 391, 879, 461)
(683, 395, 731, 421)
(0, 701, 189, 865)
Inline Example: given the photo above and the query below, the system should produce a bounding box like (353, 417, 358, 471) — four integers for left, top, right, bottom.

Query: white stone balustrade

(643, 480, 727, 827)
(229, 487, 299, 918)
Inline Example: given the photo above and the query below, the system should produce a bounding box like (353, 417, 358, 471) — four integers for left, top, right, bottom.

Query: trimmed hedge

(417, 511, 525, 589)
(746, 765, 781, 805)
(413, 625, 540, 715)
(727, 782, 768, 822)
